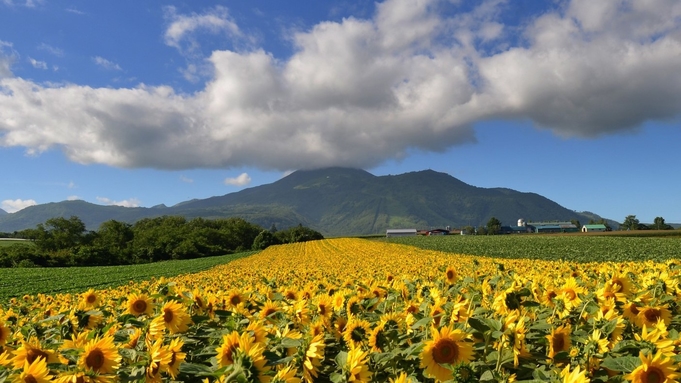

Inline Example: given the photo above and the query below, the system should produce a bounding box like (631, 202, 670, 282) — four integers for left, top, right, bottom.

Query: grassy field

(382, 233, 681, 263)
(0, 238, 32, 247)
(0, 251, 257, 302)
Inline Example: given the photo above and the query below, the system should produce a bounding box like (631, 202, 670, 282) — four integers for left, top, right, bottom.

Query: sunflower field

(1, 238, 680, 383)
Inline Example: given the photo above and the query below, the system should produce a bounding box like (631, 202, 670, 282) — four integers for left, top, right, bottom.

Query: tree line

(0, 216, 323, 268)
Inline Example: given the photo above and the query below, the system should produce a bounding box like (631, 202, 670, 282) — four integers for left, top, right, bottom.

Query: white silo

(518, 218, 525, 227)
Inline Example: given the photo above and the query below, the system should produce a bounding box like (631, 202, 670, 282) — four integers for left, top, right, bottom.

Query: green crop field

(383, 234, 681, 263)
(0, 251, 257, 303)
(0, 239, 32, 247)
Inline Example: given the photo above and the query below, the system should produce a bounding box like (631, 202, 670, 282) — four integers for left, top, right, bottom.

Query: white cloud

(1, 0, 681, 171)
(1, 199, 37, 213)
(163, 6, 241, 52)
(28, 57, 47, 69)
(0, 40, 17, 78)
(180, 175, 194, 183)
(224, 173, 251, 186)
(37, 43, 64, 57)
(96, 197, 141, 207)
(2, 0, 42, 7)
(67, 195, 80, 201)
(92, 56, 122, 71)
(65, 7, 84, 15)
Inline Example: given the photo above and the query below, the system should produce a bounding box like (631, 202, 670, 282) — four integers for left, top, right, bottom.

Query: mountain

(0, 167, 601, 236)
(0, 208, 7, 216)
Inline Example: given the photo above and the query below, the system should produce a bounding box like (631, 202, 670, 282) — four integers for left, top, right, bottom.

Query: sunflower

(226, 290, 246, 308)
(258, 300, 281, 321)
(346, 347, 372, 383)
(11, 338, 60, 369)
(342, 318, 371, 348)
(80, 289, 101, 309)
(546, 325, 572, 359)
(216, 331, 252, 367)
(246, 320, 269, 346)
(626, 351, 680, 383)
(302, 334, 325, 383)
(272, 365, 301, 383)
(623, 302, 643, 327)
(560, 277, 585, 310)
(389, 372, 411, 383)
(638, 305, 672, 328)
(78, 335, 121, 374)
(315, 295, 334, 319)
(125, 293, 154, 317)
(153, 301, 192, 334)
(166, 338, 186, 379)
(0, 320, 10, 345)
(146, 337, 172, 382)
(560, 365, 590, 383)
(123, 328, 143, 349)
(12, 357, 53, 383)
(237, 341, 271, 383)
(369, 324, 390, 352)
(0, 349, 12, 367)
(61, 331, 90, 350)
(445, 266, 458, 285)
(419, 326, 474, 382)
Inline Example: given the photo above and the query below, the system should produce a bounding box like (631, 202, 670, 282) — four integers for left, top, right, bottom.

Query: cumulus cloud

(96, 196, 141, 207)
(92, 56, 122, 71)
(28, 57, 47, 69)
(163, 5, 241, 52)
(1, 199, 37, 213)
(67, 195, 80, 201)
(224, 173, 251, 186)
(1, 0, 681, 171)
(0, 40, 17, 78)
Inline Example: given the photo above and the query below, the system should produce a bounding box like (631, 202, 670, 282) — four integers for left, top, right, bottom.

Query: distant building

(425, 229, 450, 236)
(582, 224, 607, 232)
(499, 225, 532, 234)
(386, 229, 417, 237)
(527, 221, 579, 233)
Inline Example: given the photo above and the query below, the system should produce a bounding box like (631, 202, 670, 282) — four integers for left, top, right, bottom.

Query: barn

(386, 229, 417, 237)
(582, 224, 607, 232)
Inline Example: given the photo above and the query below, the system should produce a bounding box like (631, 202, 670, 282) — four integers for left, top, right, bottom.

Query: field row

(384, 234, 681, 262)
(0, 238, 679, 382)
(0, 251, 256, 301)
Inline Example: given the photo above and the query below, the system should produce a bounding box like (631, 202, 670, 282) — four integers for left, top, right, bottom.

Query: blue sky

(1, 0, 680, 224)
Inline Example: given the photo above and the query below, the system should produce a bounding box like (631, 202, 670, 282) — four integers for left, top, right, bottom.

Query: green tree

(252, 230, 280, 250)
(621, 215, 640, 231)
(34, 216, 87, 252)
(486, 217, 502, 235)
(570, 219, 581, 229)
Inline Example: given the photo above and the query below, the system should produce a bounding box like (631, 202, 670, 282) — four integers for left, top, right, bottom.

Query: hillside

(0, 167, 603, 236)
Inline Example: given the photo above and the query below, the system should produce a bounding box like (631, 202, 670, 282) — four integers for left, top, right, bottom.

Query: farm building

(425, 229, 450, 235)
(499, 226, 532, 234)
(582, 224, 607, 232)
(386, 229, 417, 237)
(528, 221, 579, 233)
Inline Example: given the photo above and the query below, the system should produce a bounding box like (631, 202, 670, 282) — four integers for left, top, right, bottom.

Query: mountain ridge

(0, 168, 611, 236)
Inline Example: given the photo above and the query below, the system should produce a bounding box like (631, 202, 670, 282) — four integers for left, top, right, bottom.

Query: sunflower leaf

(600, 356, 641, 373)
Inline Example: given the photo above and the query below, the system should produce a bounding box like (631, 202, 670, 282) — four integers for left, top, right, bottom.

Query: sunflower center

(552, 334, 565, 351)
(170, 352, 176, 366)
(351, 327, 366, 342)
(163, 308, 174, 323)
(432, 338, 459, 364)
(75, 376, 85, 383)
(644, 367, 665, 383)
(86, 349, 106, 371)
(446, 270, 455, 280)
(565, 289, 577, 300)
(285, 292, 296, 300)
(630, 304, 640, 315)
(264, 307, 276, 316)
(644, 309, 662, 323)
(24, 375, 38, 383)
(547, 291, 557, 300)
(26, 348, 48, 364)
(133, 300, 147, 313)
(86, 294, 97, 304)
(318, 304, 328, 316)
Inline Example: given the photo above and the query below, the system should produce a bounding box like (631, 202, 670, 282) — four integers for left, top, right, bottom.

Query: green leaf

(600, 356, 641, 373)
(179, 363, 215, 376)
(280, 337, 302, 348)
(480, 370, 496, 382)
(411, 316, 432, 330)
(330, 372, 346, 383)
(467, 317, 490, 333)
